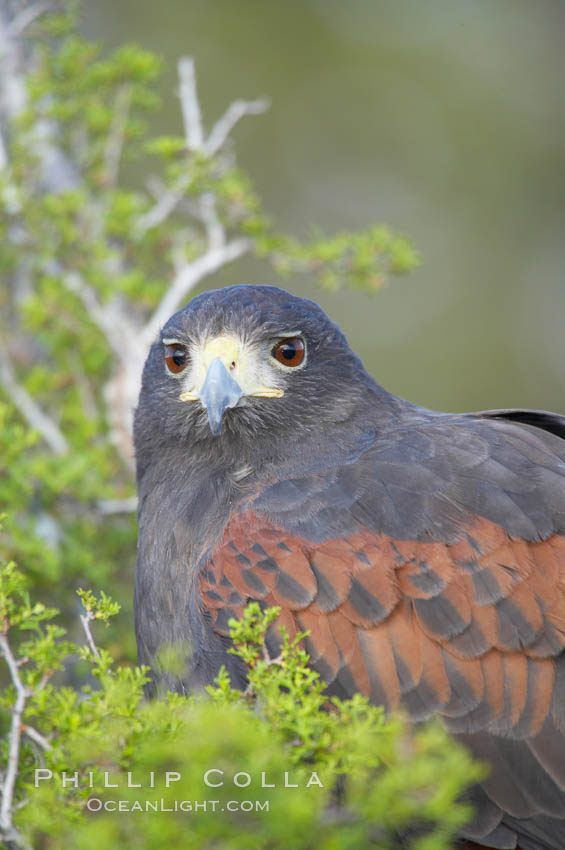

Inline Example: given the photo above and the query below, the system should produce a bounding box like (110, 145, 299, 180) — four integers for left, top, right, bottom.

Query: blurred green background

(82, 0, 565, 414)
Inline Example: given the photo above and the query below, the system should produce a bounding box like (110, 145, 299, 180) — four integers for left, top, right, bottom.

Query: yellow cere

(201, 335, 242, 368)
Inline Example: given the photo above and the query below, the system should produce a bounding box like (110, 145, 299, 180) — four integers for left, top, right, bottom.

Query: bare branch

(136, 174, 192, 235)
(96, 497, 138, 515)
(137, 58, 266, 351)
(103, 83, 132, 187)
(6, 1, 54, 38)
(0, 6, 29, 131)
(170, 227, 197, 274)
(199, 191, 225, 251)
(35, 672, 51, 693)
(0, 126, 8, 171)
(71, 363, 100, 422)
(177, 57, 204, 150)
(0, 631, 31, 847)
(138, 178, 224, 246)
(141, 237, 250, 345)
(79, 611, 101, 661)
(0, 344, 69, 455)
(21, 725, 51, 752)
(206, 97, 270, 156)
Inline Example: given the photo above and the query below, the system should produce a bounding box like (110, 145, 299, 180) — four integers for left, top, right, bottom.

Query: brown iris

(165, 343, 189, 374)
(271, 337, 305, 367)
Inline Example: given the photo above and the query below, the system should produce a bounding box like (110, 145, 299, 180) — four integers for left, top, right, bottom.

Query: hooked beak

(198, 358, 244, 436)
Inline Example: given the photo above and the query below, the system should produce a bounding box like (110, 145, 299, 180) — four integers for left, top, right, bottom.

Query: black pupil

(281, 343, 297, 360)
(172, 348, 186, 366)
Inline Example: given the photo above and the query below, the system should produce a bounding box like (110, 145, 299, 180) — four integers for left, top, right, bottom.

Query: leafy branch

(0, 561, 67, 849)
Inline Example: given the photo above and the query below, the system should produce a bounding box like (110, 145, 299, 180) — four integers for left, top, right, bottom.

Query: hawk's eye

(164, 343, 189, 374)
(271, 337, 305, 367)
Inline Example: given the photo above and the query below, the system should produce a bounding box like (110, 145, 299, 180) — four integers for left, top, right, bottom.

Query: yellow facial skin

(174, 334, 286, 404)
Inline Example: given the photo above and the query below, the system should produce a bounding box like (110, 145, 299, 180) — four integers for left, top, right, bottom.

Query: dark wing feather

(200, 410, 565, 849)
(480, 408, 565, 441)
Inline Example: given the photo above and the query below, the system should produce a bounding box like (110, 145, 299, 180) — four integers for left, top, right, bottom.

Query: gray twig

(0, 632, 32, 849)
(21, 725, 51, 752)
(96, 497, 138, 515)
(103, 83, 132, 187)
(79, 611, 101, 661)
(0, 344, 69, 455)
(178, 58, 204, 150)
(206, 97, 270, 156)
(136, 174, 192, 235)
(6, 0, 54, 38)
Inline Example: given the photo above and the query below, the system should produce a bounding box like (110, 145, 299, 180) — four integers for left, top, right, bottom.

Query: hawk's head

(134, 285, 383, 467)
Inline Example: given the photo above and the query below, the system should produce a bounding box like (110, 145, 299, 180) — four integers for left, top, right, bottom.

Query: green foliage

(0, 562, 481, 849)
(76, 588, 120, 623)
(0, 400, 136, 661)
(257, 225, 421, 292)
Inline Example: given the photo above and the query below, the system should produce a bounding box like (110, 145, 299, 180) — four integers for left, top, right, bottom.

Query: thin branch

(136, 174, 192, 235)
(206, 97, 270, 156)
(71, 363, 100, 422)
(79, 611, 101, 661)
(21, 725, 51, 752)
(96, 496, 137, 515)
(103, 83, 132, 187)
(137, 58, 265, 347)
(170, 227, 197, 275)
(35, 672, 51, 693)
(199, 191, 225, 251)
(0, 631, 30, 843)
(177, 58, 204, 150)
(0, 126, 8, 171)
(141, 237, 250, 344)
(0, 344, 69, 455)
(0, 7, 30, 122)
(139, 178, 224, 246)
(6, 1, 54, 38)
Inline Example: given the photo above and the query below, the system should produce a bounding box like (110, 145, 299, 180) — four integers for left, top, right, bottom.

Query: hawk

(134, 285, 565, 850)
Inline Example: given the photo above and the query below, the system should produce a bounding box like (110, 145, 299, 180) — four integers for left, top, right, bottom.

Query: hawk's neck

(134, 452, 250, 694)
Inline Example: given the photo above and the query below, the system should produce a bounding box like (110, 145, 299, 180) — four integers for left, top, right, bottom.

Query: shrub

(0, 562, 481, 849)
